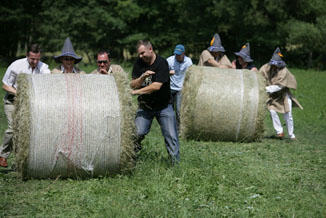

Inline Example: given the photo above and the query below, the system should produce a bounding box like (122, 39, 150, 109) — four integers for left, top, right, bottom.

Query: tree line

(1, 0, 326, 69)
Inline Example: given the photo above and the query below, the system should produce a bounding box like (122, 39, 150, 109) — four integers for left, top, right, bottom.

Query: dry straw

(13, 70, 136, 179)
(180, 66, 267, 142)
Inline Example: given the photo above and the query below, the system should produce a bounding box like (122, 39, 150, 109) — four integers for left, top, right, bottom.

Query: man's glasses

(97, 60, 108, 64)
(63, 57, 75, 61)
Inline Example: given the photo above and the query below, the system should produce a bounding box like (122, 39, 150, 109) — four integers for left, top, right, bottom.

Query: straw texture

(13, 72, 135, 179)
(180, 66, 267, 142)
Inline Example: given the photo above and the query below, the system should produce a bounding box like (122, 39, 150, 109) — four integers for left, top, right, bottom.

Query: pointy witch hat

(207, 33, 225, 53)
(269, 47, 286, 68)
(234, 42, 253, 63)
(54, 37, 82, 63)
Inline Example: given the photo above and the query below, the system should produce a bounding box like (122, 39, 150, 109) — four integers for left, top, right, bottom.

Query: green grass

(0, 66, 325, 217)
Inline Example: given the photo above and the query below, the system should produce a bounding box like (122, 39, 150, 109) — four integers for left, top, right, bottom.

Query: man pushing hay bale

(180, 66, 267, 142)
(13, 72, 136, 179)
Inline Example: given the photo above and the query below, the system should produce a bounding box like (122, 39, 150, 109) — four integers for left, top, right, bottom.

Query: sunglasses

(97, 60, 108, 64)
(63, 57, 75, 61)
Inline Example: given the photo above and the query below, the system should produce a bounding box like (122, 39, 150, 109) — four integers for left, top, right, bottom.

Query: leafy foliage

(1, 0, 326, 68)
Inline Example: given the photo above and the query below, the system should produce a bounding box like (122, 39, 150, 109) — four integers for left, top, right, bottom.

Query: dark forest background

(1, 0, 326, 68)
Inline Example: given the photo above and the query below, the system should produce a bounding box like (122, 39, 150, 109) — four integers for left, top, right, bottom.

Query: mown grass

(0, 65, 325, 217)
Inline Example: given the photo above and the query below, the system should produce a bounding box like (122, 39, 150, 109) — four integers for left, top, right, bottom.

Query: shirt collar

(174, 56, 185, 64)
(61, 65, 77, 73)
(26, 57, 40, 72)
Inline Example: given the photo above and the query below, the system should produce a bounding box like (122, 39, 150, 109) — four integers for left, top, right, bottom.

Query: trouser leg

(269, 109, 283, 134)
(171, 90, 182, 132)
(0, 103, 15, 159)
(156, 104, 180, 162)
(284, 97, 295, 139)
(134, 108, 154, 151)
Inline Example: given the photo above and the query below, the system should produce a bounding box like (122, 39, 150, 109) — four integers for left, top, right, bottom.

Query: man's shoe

(276, 133, 284, 139)
(0, 157, 8, 168)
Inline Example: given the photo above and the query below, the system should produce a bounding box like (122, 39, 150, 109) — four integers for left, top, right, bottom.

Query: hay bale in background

(13, 72, 136, 179)
(180, 66, 267, 142)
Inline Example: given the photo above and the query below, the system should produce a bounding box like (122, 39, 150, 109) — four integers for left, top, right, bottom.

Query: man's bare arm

(2, 84, 16, 95)
(206, 59, 232, 68)
(131, 82, 162, 95)
(206, 58, 221, 67)
(130, 70, 155, 89)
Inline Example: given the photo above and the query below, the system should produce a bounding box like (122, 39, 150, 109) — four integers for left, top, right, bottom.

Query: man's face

(27, 51, 41, 69)
(61, 56, 75, 69)
(271, 65, 278, 72)
(237, 56, 245, 65)
(137, 45, 153, 64)
(175, 53, 185, 63)
(97, 53, 110, 71)
(211, 51, 222, 59)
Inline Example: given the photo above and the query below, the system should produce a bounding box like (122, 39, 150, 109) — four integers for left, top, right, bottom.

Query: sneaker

(0, 157, 8, 168)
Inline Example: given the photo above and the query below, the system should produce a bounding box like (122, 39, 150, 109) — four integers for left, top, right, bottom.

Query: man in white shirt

(167, 44, 193, 132)
(0, 44, 50, 168)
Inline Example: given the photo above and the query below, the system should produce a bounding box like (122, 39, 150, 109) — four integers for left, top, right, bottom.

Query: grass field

(0, 64, 325, 217)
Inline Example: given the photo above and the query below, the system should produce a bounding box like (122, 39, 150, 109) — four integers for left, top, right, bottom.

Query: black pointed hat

(207, 33, 225, 53)
(54, 37, 82, 63)
(234, 42, 253, 63)
(269, 47, 286, 68)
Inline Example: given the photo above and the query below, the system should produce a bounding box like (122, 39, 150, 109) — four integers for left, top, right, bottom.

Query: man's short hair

(97, 49, 110, 57)
(27, 44, 41, 54)
(136, 40, 152, 50)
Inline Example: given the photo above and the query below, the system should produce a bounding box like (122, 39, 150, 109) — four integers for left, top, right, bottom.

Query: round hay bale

(180, 66, 267, 142)
(13, 72, 136, 179)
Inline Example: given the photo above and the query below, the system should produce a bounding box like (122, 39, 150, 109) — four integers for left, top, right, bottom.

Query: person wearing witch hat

(232, 43, 258, 72)
(52, 37, 85, 74)
(198, 33, 232, 68)
(259, 47, 303, 140)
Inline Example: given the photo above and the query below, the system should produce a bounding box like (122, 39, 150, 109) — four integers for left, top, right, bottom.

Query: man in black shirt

(130, 40, 180, 163)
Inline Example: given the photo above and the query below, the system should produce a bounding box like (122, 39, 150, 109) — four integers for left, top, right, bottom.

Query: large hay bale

(13, 72, 136, 179)
(180, 66, 267, 142)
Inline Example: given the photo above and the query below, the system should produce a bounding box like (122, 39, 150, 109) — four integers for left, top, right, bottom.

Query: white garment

(265, 85, 283, 93)
(167, 55, 193, 91)
(60, 65, 79, 74)
(269, 93, 295, 138)
(2, 57, 50, 88)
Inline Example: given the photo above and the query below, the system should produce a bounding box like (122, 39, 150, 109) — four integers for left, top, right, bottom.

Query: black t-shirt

(132, 55, 171, 111)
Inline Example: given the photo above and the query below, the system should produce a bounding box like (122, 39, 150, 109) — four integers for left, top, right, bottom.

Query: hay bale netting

(13, 71, 136, 179)
(180, 66, 267, 142)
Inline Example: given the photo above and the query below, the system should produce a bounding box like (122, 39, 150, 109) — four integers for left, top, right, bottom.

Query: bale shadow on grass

(0, 168, 15, 174)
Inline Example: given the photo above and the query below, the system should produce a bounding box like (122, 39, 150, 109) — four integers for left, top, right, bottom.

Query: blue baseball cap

(174, 44, 185, 55)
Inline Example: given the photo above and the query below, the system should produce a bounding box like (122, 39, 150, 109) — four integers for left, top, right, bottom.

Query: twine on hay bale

(180, 66, 267, 142)
(13, 71, 136, 179)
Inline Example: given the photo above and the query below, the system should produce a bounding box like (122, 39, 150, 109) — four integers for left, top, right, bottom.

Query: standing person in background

(130, 40, 180, 164)
(167, 44, 193, 132)
(198, 33, 232, 68)
(91, 50, 125, 75)
(232, 42, 258, 72)
(51, 37, 85, 74)
(0, 44, 51, 168)
(260, 47, 303, 140)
